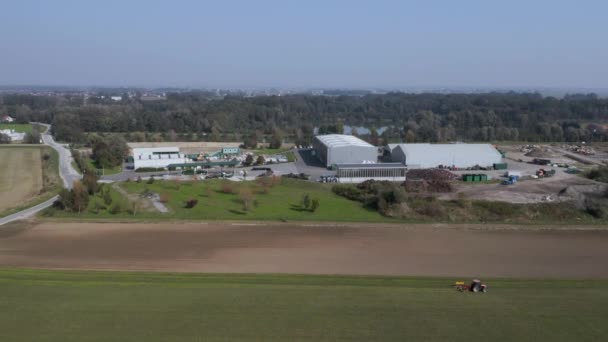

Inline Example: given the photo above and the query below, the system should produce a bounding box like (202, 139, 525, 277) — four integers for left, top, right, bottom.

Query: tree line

(1, 92, 607, 145)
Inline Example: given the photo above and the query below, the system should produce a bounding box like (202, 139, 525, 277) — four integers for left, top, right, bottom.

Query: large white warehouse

(390, 143, 502, 169)
(313, 134, 377, 167)
(131, 147, 190, 170)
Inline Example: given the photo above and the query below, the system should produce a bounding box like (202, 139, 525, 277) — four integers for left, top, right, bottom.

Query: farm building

(335, 163, 407, 183)
(390, 143, 502, 169)
(312, 134, 377, 167)
(131, 147, 190, 170)
(1, 115, 15, 123)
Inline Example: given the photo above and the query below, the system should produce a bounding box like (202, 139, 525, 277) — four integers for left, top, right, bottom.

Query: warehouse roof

(395, 143, 502, 168)
(314, 134, 374, 148)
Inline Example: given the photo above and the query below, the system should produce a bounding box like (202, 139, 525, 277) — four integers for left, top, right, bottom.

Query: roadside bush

(332, 184, 364, 201)
(109, 201, 123, 214)
(586, 166, 608, 183)
(184, 198, 198, 209)
(147, 176, 155, 184)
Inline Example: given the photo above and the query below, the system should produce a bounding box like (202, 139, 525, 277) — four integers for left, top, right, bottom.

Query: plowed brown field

(1, 221, 607, 278)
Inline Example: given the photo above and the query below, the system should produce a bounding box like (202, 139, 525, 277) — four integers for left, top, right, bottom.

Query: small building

(110, 96, 122, 101)
(0, 129, 25, 141)
(1, 115, 15, 123)
(132, 147, 189, 170)
(313, 134, 377, 167)
(222, 147, 240, 155)
(390, 143, 502, 169)
(335, 163, 407, 183)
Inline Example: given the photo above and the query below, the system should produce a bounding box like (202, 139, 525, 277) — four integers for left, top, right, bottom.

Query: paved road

(36, 123, 81, 189)
(0, 123, 81, 226)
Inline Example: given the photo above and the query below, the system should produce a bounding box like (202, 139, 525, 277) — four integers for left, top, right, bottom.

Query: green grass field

(0, 123, 32, 133)
(45, 178, 388, 221)
(0, 268, 606, 341)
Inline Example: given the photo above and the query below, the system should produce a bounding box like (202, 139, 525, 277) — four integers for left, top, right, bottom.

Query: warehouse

(312, 134, 377, 167)
(390, 143, 502, 169)
(335, 163, 407, 183)
(131, 147, 190, 170)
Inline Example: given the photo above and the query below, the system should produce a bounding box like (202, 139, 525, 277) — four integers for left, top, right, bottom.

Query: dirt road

(1, 221, 607, 278)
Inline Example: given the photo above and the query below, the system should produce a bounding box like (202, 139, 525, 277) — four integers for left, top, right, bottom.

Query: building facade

(313, 134, 377, 167)
(335, 163, 407, 183)
(132, 147, 189, 170)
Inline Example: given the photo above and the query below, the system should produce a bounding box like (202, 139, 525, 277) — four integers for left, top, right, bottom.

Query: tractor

(454, 279, 487, 293)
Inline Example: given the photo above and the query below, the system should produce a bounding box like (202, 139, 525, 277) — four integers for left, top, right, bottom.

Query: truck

(536, 169, 556, 178)
(501, 175, 519, 185)
(532, 158, 551, 165)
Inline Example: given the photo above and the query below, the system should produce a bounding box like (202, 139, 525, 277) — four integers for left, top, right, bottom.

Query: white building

(390, 143, 502, 169)
(312, 134, 378, 167)
(1, 115, 15, 123)
(131, 147, 190, 170)
(0, 129, 25, 141)
(110, 96, 122, 101)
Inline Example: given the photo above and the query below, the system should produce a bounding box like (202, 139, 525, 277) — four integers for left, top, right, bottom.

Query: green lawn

(0, 123, 32, 133)
(44, 178, 389, 222)
(0, 268, 606, 341)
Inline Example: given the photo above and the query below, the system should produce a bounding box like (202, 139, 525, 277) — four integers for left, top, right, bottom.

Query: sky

(1, 0, 607, 89)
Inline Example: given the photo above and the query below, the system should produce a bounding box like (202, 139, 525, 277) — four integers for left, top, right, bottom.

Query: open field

(1, 221, 608, 277)
(0, 146, 60, 215)
(0, 268, 607, 341)
(0, 123, 32, 133)
(0, 146, 60, 216)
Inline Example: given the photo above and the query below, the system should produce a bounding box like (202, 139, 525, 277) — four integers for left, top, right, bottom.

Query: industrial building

(335, 163, 407, 183)
(312, 134, 377, 167)
(390, 143, 502, 169)
(131, 147, 190, 170)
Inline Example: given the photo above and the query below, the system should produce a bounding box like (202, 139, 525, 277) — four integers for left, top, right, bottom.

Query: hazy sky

(1, 0, 607, 88)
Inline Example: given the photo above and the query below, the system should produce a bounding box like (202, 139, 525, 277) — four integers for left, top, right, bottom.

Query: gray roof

(315, 134, 374, 148)
(395, 143, 502, 168)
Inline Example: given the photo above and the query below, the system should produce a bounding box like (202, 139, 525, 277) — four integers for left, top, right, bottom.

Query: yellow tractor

(454, 279, 487, 293)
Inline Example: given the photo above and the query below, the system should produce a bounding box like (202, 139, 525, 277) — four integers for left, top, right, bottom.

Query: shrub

(302, 194, 311, 209)
(311, 198, 320, 212)
(147, 176, 155, 184)
(332, 184, 364, 201)
(109, 201, 123, 214)
(184, 198, 199, 209)
(136, 176, 142, 183)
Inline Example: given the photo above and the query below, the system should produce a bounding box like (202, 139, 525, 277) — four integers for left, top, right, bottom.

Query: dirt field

(0, 147, 42, 212)
(1, 221, 607, 278)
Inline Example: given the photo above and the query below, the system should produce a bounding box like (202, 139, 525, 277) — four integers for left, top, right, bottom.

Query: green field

(0, 269, 606, 341)
(45, 178, 388, 221)
(0, 123, 32, 133)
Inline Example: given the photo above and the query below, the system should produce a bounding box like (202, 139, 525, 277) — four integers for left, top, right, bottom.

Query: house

(1, 115, 15, 123)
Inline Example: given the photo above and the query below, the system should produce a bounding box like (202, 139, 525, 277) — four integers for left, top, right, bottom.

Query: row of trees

(2, 92, 608, 144)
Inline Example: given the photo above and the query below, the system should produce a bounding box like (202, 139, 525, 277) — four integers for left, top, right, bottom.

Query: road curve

(0, 123, 81, 226)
